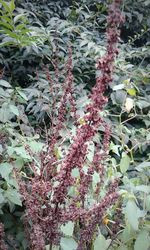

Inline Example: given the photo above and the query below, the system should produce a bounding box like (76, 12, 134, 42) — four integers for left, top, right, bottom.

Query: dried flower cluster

(42, 46, 76, 180)
(16, 0, 124, 249)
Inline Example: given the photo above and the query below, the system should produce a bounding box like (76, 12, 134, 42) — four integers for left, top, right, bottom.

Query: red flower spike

(18, 0, 124, 248)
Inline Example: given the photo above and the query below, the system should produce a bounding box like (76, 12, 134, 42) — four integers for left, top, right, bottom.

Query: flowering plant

(0, 0, 124, 249)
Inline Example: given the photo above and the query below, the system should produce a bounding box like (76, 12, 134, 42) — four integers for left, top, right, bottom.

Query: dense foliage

(0, 0, 150, 249)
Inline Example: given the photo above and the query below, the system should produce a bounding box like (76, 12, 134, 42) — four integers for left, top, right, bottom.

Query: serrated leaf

(134, 230, 150, 250)
(9, 0, 15, 12)
(0, 21, 13, 30)
(7, 146, 15, 156)
(121, 225, 136, 243)
(14, 13, 25, 24)
(17, 90, 28, 100)
(15, 146, 31, 159)
(135, 162, 150, 172)
(0, 104, 11, 123)
(120, 154, 130, 173)
(0, 80, 11, 88)
(61, 221, 74, 236)
(28, 141, 44, 153)
(94, 234, 111, 250)
(135, 185, 150, 194)
(136, 100, 150, 109)
(60, 237, 77, 250)
(88, 42, 95, 50)
(14, 158, 24, 170)
(80, 40, 88, 47)
(125, 200, 140, 230)
(9, 104, 19, 116)
(16, 23, 27, 31)
(0, 1, 10, 12)
(8, 178, 18, 189)
(1, 28, 18, 38)
(110, 142, 120, 156)
(5, 189, 22, 206)
(0, 162, 13, 182)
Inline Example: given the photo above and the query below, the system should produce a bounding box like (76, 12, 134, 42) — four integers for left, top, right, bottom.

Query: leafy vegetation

(0, 0, 150, 249)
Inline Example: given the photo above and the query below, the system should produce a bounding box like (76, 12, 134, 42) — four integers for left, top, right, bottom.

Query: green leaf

(0, 21, 13, 30)
(54, 146, 63, 160)
(1, 28, 18, 38)
(125, 200, 140, 230)
(120, 154, 130, 173)
(145, 195, 150, 211)
(7, 146, 15, 156)
(135, 185, 150, 194)
(16, 23, 27, 31)
(113, 83, 124, 90)
(134, 230, 150, 250)
(121, 225, 136, 243)
(109, 142, 120, 156)
(0, 15, 11, 23)
(80, 40, 88, 47)
(0, 1, 10, 12)
(127, 88, 136, 96)
(135, 162, 150, 172)
(14, 13, 26, 24)
(0, 40, 16, 47)
(68, 186, 76, 197)
(94, 234, 111, 250)
(61, 221, 74, 236)
(9, 104, 19, 116)
(146, 133, 150, 141)
(71, 168, 80, 178)
(28, 141, 44, 153)
(9, 0, 15, 12)
(87, 141, 94, 162)
(92, 171, 100, 190)
(60, 237, 77, 250)
(0, 190, 5, 204)
(0, 162, 13, 182)
(0, 104, 12, 123)
(88, 42, 95, 50)
(15, 146, 31, 160)
(14, 158, 24, 170)
(117, 246, 128, 250)
(17, 90, 28, 100)
(8, 178, 18, 189)
(5, 189, 22, 206)
(0, 79, 11, 88)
